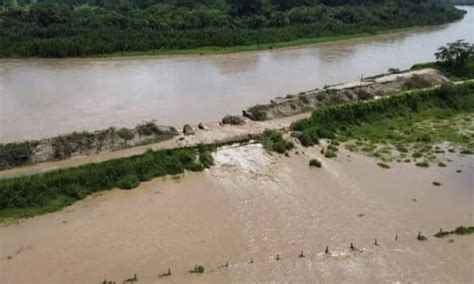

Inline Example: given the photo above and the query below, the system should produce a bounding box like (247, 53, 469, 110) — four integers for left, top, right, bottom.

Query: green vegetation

(309, 158, 322, 168)
(444, 0, 474, 5)
(292, 82, 474, 164)
(135, 122, 164, 136)
(0, 142, 36, 169)
(116, 175, 140, 189)
(0, 124, 178, 170)
(0, 146, 213, 222)
(0, 0, 464, 58)
(191, 265, 205, 273)
(261, 130, 294, 154)
(415, 161, 430, 168)
(412, 40, 474, 80)
(377, 162, 390, 169)
(434, 226, 474, 238)
(117, 127, 135, 140)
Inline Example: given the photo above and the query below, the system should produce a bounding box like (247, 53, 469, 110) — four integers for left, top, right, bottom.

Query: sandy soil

(0, 143, 473, 283)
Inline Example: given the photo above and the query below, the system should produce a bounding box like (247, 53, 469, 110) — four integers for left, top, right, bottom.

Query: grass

(260, 130, 294, 154)
(292, 82, 474, 165)
(96, 26, 426, 59)
(0, 145, 214, 222)
(116, 175, 140, 190)
(434, 226, 474, 238)
(190, 265, 205, 274)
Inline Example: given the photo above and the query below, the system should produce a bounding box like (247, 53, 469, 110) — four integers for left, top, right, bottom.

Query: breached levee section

(243, 69, 449, 121)
(0, 68, 448, 175)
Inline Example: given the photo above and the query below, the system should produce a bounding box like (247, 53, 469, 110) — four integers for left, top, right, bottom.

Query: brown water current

(0, 144, 472, 283)
(1, 6, 474, 143)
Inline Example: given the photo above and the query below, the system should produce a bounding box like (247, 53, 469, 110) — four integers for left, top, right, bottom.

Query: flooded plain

(1, 6, 474, 143)
(1, 144, 472, 283)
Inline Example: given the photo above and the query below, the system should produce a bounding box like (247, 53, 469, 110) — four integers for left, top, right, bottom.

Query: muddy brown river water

(1, 6, 473, 143)
(0, 144, 472, 283)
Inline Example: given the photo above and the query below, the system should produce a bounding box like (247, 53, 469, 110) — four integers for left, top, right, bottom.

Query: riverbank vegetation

(0, 0, 465, 57)
(0, 145, 213, 222)
(0, 123, 177, 171)
(434, 226, 474, 238)
(412, 40, 474, 79)
(261, 130, 294, 154)
(292, 81, 474, 165)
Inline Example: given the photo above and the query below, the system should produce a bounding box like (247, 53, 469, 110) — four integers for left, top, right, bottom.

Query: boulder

(183, 124, 195, 135)
(222, 115, 245, 125)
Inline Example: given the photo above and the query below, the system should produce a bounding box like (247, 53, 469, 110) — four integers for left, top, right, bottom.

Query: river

(1, 6, 473, 143)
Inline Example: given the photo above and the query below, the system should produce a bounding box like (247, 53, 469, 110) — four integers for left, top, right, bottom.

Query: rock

(183, 124, 195, 135)
(221, 115, 245, 125)
(198, 122, 206, 130)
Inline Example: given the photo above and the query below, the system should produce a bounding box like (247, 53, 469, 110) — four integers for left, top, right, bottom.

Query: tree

(435, 40, 474, 74)
(228, 0, 262, 16)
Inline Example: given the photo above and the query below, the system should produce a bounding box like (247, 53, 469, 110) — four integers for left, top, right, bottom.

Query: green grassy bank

(292, 81, 474, 164)
(0, 145, 213, 222)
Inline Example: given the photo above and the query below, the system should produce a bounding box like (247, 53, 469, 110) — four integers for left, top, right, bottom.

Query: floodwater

(1, 6, 473, 143)
(0, 144, 472, 283)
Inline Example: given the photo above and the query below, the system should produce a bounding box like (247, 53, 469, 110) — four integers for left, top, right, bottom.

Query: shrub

(324, 151, 337, 158)
(377, 162, 390, 169)
(438, 162, 447, 167)
(412, 152, 423, 158)
(0, 142, 35, 170)
(117, 175, 140, 190)
(415, 161, 430, 168)
(453, 226, 474, 235)
(309, 159, 322, 168)
(432, 181, 442, 186)
(136, 122, 162, 136)
(191, 265, 205, 273)
(417, 232, 427, 241)
(417, 134, 432, 143)
(117, 128, 135, 140)
(261, 130, 294, 154)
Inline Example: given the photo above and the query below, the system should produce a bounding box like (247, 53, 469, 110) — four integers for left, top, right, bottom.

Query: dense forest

(0, 0, 466, 57)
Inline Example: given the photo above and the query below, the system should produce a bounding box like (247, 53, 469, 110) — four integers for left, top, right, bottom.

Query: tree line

(0, 0, 466, 57)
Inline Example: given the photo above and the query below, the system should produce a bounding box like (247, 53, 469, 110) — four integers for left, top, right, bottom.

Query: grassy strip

(434, 226, 474, 238)
(292, 82, 474, 150)
(94, 27, 425, 59)
(0, 145, 213, 222)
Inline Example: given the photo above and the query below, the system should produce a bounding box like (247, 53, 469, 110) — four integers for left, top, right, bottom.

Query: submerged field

(0, 141, 472, 283)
